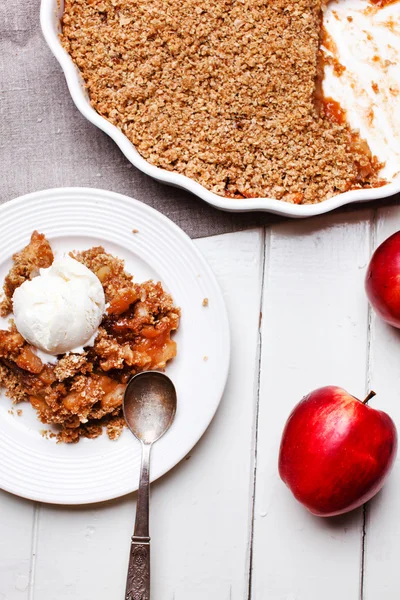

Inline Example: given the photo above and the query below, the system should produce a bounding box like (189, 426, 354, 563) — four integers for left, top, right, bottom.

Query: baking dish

(40, 0, 400, 217)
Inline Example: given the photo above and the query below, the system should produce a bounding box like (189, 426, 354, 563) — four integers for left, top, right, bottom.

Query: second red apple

(365, 231, 400, 328)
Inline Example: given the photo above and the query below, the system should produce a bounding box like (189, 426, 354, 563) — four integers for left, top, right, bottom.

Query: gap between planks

(247, 226, 269, 600)
(28, 502, 40, 600)
(360, 207, 378, 600)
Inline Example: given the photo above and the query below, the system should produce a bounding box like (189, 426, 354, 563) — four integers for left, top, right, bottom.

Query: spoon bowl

(123, 371, 177, 445)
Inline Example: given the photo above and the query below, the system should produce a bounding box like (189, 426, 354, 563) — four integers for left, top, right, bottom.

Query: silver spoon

(123, 371, 177, 600)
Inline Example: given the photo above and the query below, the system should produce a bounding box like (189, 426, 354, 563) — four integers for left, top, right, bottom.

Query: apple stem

(363, 391, 377, 405)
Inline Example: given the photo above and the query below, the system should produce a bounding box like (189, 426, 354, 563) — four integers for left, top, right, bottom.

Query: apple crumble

(61, 0, 383, 204)
(0, 232, 180, 443)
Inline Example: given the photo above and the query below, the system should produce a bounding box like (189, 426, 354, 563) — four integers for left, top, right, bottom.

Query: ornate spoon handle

(125, 536, 150, 600)
(125, 443, 152, 600)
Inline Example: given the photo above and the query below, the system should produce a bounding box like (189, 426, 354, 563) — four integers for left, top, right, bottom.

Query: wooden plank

(251, 212, 372, 599)
(0, 490, 35, 600)
(32, 229, 264, 600)
(362, 206, 400, 600)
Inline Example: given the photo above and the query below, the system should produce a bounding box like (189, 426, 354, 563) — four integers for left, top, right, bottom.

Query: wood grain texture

(251, 212, 373, 599)
(362, 207, 400, 600)
(0, 491, 35, 600)
(31, 230, 264, 600)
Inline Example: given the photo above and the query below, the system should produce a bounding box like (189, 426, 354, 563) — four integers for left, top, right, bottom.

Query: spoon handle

(125, 443, 152, 600)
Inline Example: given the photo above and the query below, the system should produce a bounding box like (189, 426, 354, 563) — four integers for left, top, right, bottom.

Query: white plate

(0, 188, 230, 504)
(40, 0, 400, 217)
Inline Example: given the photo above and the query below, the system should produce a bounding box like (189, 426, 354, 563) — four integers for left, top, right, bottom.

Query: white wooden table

(1, 205, 399, 599)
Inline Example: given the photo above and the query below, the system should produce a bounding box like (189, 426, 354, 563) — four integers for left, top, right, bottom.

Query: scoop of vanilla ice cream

(13, 255, 106, 355)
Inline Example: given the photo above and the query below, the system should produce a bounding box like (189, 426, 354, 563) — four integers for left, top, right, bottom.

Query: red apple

(365, 231, 400, 328)
(278, 386, 397, 517)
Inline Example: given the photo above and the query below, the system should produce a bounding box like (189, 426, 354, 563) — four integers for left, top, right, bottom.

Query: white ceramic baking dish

(40, 0, 400, 217)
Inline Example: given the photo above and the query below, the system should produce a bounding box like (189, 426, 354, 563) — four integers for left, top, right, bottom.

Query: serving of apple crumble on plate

(0, 188, 230, 503)
(0, 231, 180, 443)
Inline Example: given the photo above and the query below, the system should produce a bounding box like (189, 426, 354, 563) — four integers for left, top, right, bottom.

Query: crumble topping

(0, 232, 180, 443)
(0, 231, 53, 316)
(61, 0, 383, 203)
